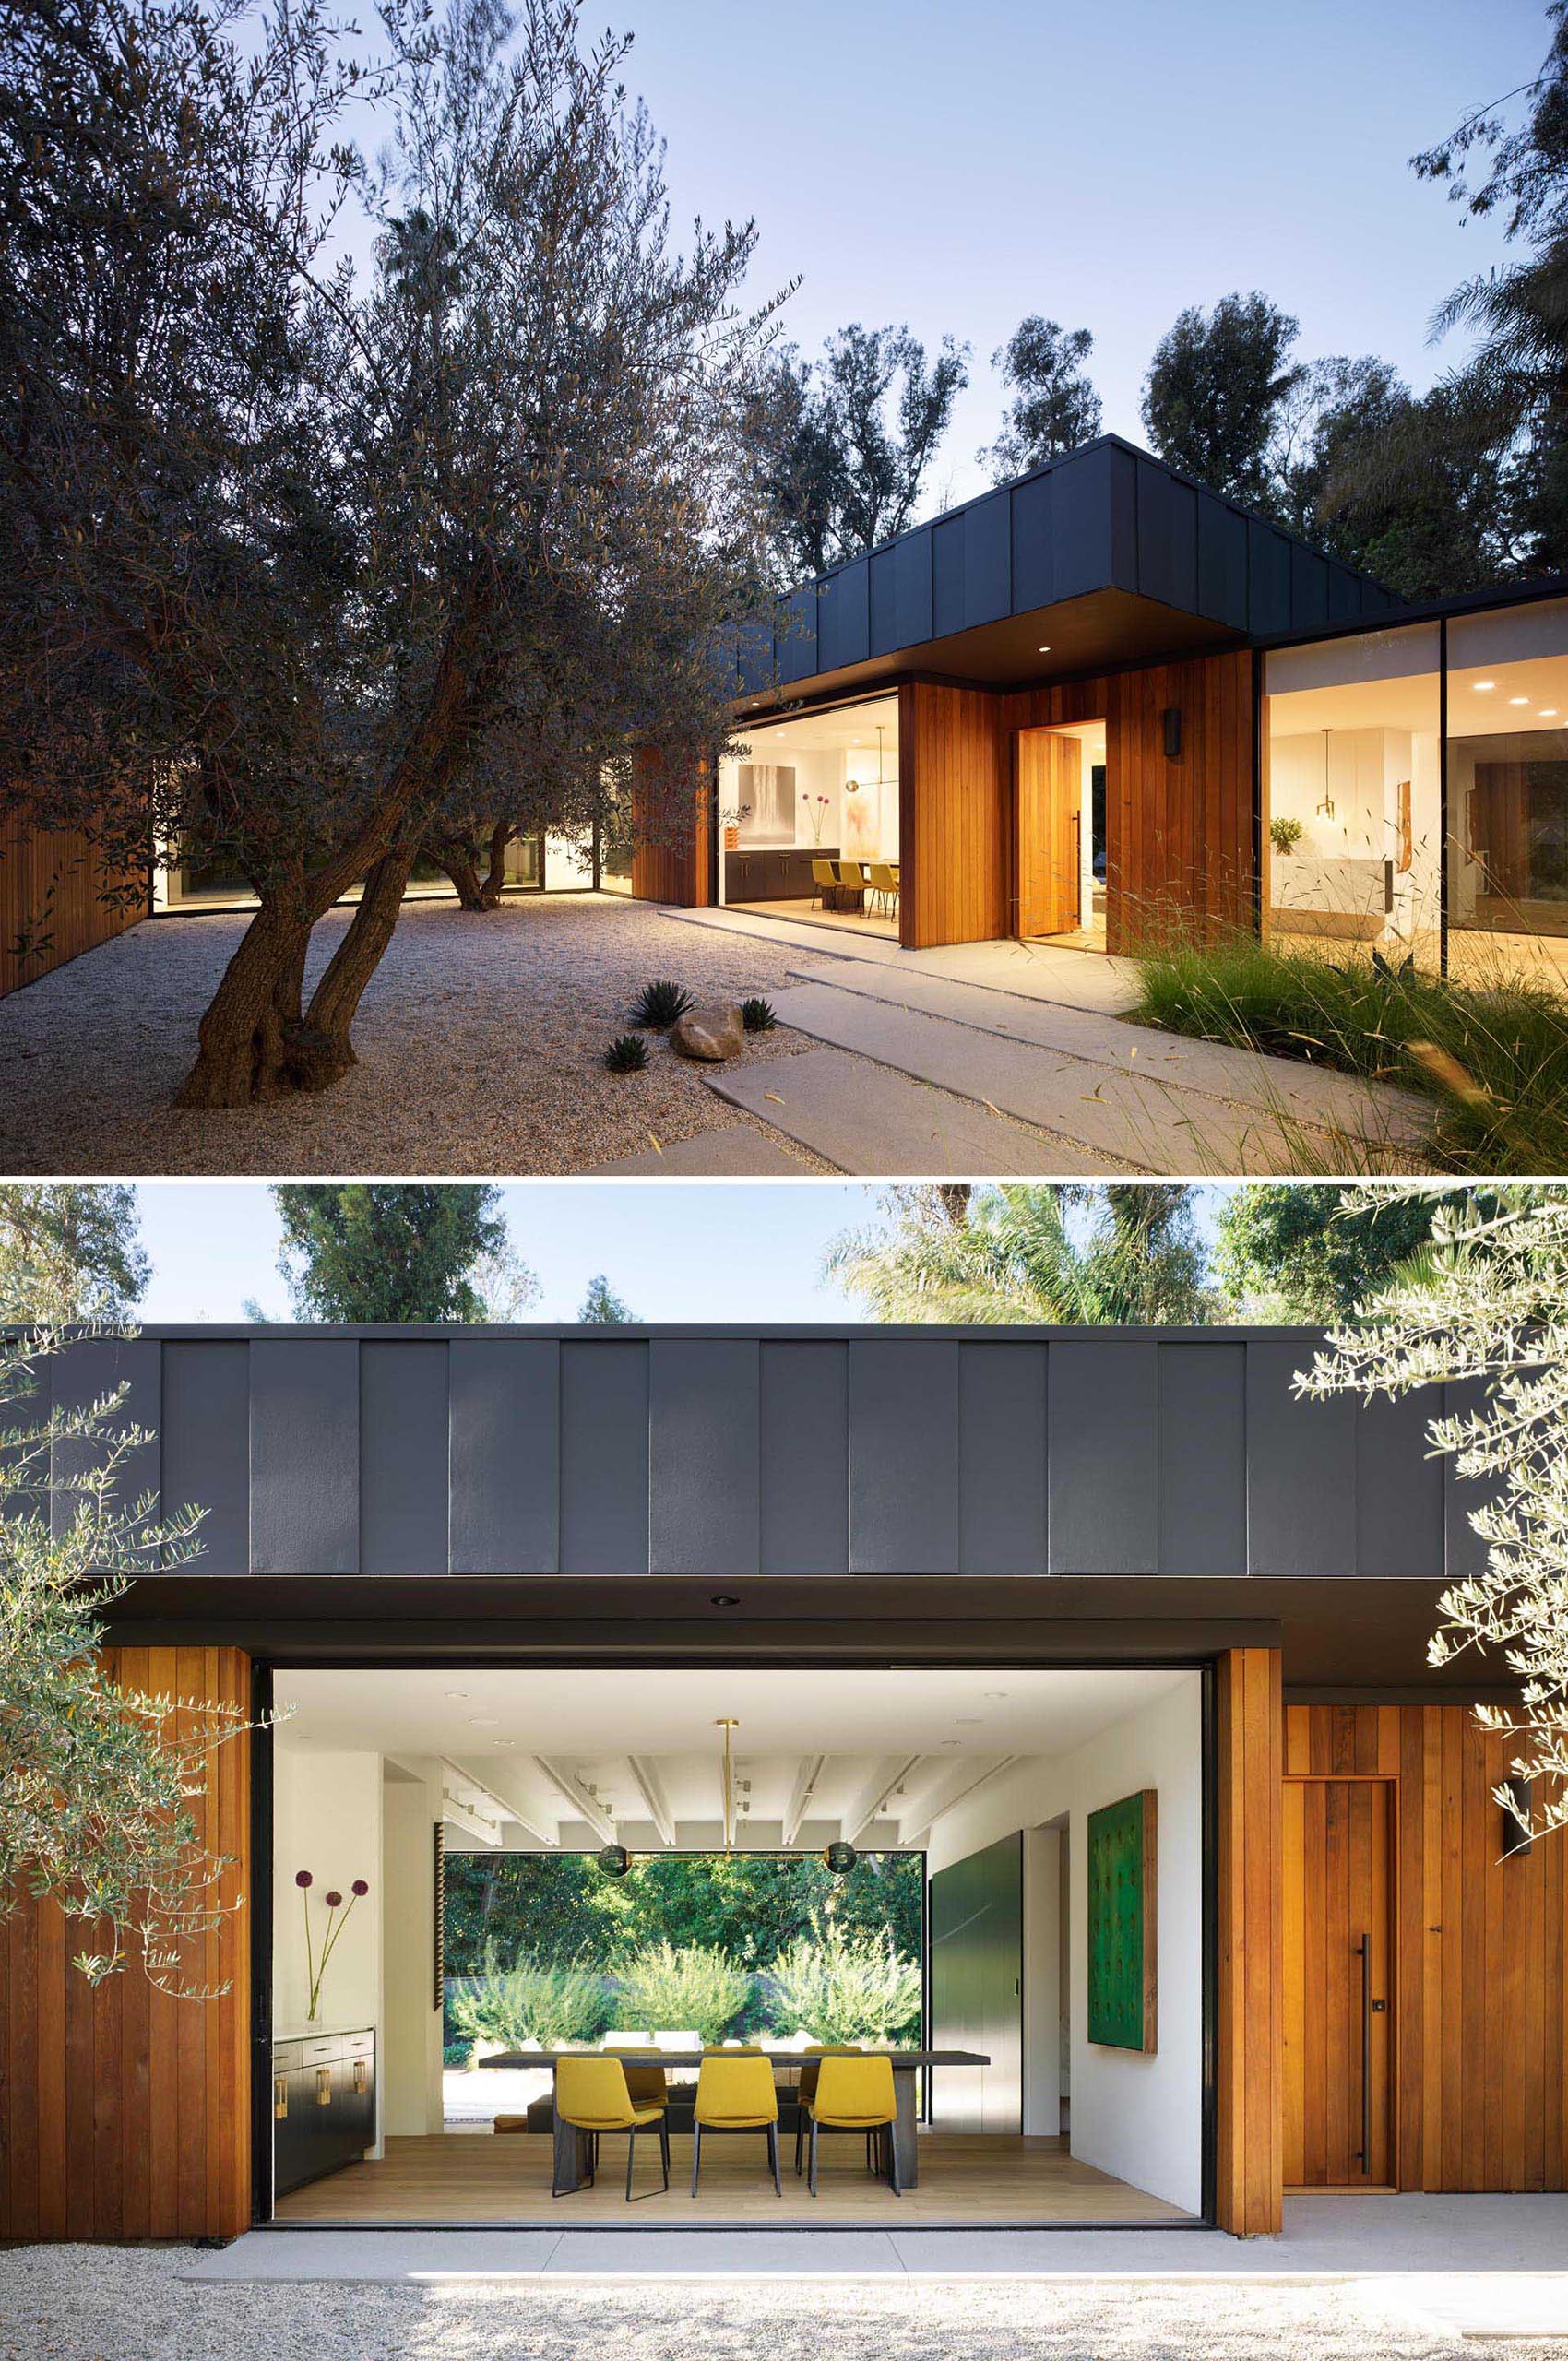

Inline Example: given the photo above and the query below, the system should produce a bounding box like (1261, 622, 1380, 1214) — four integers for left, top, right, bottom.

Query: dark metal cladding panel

(1325, 562, 1362, 625)
(1289, 542, 1330, 631)
(932, 512, 967, 638)
(1245, 1339, 1357, 1574)
(559, 1339, 648, 1576)
(1010, 471, 1055, 613)
(893, 527, 934, 648)
(777, 585, 818, 685)
(448, 1338, 558, 1574)
(958, 1342, 1047, 1575)
(1157, 1341, 1246, 1575)
(848, 1338, 961, 1574)
(868, 545, 901, 657)
(760, 1340, 848, 1574)
(963, 490, 1012, 627)
(1048, 1340, 1158, 1574)
(48, 1336, 161, 1541)
(818, 558, 870, 672)
(250, 1338, 360, 1575)
(1135, 458, 1197, 613)
(162, 1340, 249, 1575)
(1195, 497, 1250, 629)
(736, 616, 775, 696)
(1442, 1376, 1492, 1581)
(1247, 521, 1292, 636)
(1355, 1384, 1445, 1576)
(359, 1340, 449, 1577)
(1049, 445, 1115, 601)
(1106, 442, 1139, 589)
(649, 1337, 760, 1578)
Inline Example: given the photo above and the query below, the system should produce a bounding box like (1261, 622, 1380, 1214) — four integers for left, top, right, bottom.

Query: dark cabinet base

(724, 847, 839, 902)
(273, 2030, 376, 2198)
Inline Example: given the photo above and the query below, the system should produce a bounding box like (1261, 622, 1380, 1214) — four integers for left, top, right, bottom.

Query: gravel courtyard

(1, 2244, 1549, 2361)
(0, 894, 819, 1175)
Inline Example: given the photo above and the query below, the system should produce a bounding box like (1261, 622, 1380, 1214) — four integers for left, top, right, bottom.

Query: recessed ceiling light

(468, 1715, 499, 1726)
(709, 1593, 741, 1608)
(445, 1689, 469, 1701)
(1509, 695, 1529, 706)
(1038, 644, 1051, 654)
(1542, 709, 1559, 718)
(1473, 680, 1496, 692)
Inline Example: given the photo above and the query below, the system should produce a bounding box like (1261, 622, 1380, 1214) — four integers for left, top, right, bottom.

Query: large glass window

(1448, 594, 1568, 988)
(1263, 623, 1442, 970)
(716, 694, 899, 927)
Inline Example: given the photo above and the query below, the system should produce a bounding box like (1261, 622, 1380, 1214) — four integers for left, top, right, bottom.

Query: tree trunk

(173, 896, 315, 1108)
(300, 840, 420, 1077)
(481, 821, 512, 903)
(438, 850, 489, 909)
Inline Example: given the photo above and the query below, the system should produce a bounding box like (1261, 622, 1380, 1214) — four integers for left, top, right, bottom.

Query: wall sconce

(1162, 706, 1182, 759)
(1501, 1774, 1531, 1857)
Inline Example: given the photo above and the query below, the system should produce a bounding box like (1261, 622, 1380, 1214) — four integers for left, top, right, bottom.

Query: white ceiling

(277, 1665, 1189, 1851)
(731, 694, 899, 758)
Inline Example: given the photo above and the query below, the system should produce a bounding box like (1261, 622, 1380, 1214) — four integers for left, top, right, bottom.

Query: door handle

(315, 2065, 332, 2106)
(1356, 1933, 1372, 2168)
(274, 2077, 289, 2121)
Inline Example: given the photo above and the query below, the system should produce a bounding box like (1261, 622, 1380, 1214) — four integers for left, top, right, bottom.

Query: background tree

(0, 1186, 148, 1323)
(1297, 1186, 1568, 1846)
(753, 323, 969, 579)
(578, 1275, 637, 1323)
(981, 315, 1102, 480)
(0, 0, 777, 1107)
(1141, 291, 1304, 507)
(272, 1183, 538, 1321)
(826, 1183, 1213, 1325)
(1213, 1183, 1467, 1322)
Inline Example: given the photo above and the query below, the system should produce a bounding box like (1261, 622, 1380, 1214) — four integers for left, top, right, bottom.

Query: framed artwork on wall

(1087, 1787, 1158, 2053)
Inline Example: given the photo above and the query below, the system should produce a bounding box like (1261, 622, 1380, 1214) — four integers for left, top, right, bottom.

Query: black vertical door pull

(1356, 1933, 1372, 2171)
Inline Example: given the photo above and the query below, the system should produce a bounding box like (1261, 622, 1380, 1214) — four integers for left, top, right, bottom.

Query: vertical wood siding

(1215, 1646, 1285, 2236)
(897, 680, 1009, 948)
(0, 1646, 253, 2241)
(1285, 1703, 1567, 2194)
(629, 749, 710, 908)
(0, 814, 144, 998)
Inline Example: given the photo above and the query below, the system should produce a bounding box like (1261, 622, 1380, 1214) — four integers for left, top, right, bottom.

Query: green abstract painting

(1087, 1788, 1157, 2053)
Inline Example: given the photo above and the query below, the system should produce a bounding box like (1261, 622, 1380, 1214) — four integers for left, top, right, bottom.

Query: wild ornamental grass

(1130, 928, 1568, 1176)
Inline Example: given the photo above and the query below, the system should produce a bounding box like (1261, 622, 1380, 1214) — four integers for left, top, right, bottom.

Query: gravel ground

(0, 895, 826, 1176)
(0, 2244, 1537, 2361)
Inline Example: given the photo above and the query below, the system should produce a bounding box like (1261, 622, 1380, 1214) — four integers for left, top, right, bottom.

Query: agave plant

(740, 997, 777, 1032)
(632, 979, 694, 1029)
(603, 1032, 650, 1074)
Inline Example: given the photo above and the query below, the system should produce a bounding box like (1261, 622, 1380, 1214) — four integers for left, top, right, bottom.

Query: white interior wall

(381, 1760, 445, 2137)
(544, 833, 595, 889)
(272, 1745, 386, 2155)
(926, 1672, 1202, 2215)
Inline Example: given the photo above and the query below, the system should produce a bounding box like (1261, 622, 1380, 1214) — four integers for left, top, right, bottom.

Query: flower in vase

(294, 1870, 313, 1888)
(325, 1891, 343, 1908)
(351, 1880, 369, 1897)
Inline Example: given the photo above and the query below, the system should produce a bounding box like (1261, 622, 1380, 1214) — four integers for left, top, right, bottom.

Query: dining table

(481, 2046, 991, 2191)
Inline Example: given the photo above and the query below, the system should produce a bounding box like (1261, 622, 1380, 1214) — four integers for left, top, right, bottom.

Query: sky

(132, 1182, 1230, 1322)
(614, 0, 1542, 510)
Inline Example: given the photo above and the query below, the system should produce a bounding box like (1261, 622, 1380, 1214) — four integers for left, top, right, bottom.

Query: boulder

(671, 1003, 745, 1062)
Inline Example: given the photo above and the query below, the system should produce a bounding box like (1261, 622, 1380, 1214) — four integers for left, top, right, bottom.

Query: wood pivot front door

(1284, 1778, 1394, 2187)
(1015, 730, 1080, 938)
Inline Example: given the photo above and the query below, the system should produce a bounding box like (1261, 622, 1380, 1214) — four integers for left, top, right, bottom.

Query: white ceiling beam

(842, 1754, 925, 1846)
(782, 1754, 826, 1849)
(898, 1755, 1020, 1840)
(624, 1756, 676, 1846)
(452, 1759, 562, 1850)
(532, 1756, 614, 1844)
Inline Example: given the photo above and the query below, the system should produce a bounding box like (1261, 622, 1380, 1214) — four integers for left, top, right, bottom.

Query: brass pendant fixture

(716, 1717, 740, 1852)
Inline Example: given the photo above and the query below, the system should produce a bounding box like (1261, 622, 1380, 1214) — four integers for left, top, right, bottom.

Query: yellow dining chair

(867, 861, 900, 920)
(802, 2054, 901, 2195)
(553, 2055, 669, 2201)
(810, 859, 837, 909)
(691, 2050, 781, 2197)
(605, 2046, 671, 2116)
(792, 2045, 861, 2177)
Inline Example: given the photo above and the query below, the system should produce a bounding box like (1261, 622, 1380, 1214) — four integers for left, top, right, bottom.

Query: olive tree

(1, 0, 778, 1105)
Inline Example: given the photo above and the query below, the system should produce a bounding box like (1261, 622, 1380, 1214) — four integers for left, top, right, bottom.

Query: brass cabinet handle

(274, 2077, 289, 2121)
(315, 2065, 332, 2106)
(352, 2059, 367, 2094)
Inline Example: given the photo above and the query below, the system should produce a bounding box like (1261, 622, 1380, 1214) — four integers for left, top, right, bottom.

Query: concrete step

(709, 1049, 1123, 1176)
(765, 984, 1415, 1175)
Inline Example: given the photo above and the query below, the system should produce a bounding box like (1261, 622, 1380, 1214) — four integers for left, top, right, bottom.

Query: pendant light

(716, 1717, 740, 1853)
(1316, 727, 1336, 821)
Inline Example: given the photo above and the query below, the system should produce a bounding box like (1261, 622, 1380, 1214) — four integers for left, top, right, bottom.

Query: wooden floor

(275, 2131, 1192, 2227)
(737, 897, 899, 941)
